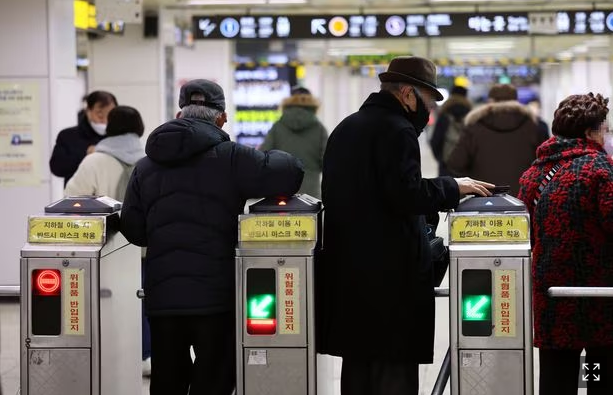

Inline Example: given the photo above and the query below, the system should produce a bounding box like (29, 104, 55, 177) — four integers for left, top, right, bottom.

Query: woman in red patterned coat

(518, 93, 613, 395)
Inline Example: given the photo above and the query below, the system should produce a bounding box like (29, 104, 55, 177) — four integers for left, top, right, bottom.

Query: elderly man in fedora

(317, 56, 493, 394)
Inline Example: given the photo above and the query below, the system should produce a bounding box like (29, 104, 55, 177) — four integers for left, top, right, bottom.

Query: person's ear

(176, 111, 182, 119)
(216, 112, 228, 128)
(404, 86, 417, 111)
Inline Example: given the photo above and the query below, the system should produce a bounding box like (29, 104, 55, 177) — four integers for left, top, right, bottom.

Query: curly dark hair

(552, 92, 609, 138)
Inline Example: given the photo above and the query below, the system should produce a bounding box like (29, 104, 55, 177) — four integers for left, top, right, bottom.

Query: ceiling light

(182, 0, 306, 4)
(448, 40, 514, 51)
(429, 0, 511, 2)
(184, 0, 265, 4)
(327, 48, 388, 56)
(557, 51, 573, 60)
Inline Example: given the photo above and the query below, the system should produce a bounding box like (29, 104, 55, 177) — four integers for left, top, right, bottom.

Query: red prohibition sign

(36, 270, 61, 294)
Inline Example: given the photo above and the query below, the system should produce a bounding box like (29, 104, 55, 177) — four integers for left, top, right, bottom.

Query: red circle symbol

(36, 270, 61, 294)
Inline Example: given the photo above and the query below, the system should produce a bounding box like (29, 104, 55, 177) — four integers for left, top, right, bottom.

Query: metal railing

(0, 285, 19, 297)
(432, 287, 451, 395)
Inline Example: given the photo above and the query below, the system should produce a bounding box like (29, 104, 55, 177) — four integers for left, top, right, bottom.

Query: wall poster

(0, 81, 41, 187)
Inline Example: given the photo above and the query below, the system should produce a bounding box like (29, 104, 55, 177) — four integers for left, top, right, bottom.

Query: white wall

(302, 65, 378, 133)
(174, 40, 235, 138)
(88, 23, 162, 140)
(0, 0, 79, 287)
(540, 59, 612, 128)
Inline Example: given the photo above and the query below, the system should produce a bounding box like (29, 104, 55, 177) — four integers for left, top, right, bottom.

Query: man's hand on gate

(454, 177, 495, 197)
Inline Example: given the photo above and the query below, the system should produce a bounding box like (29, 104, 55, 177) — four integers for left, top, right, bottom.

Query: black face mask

(408, 89, 431, 132)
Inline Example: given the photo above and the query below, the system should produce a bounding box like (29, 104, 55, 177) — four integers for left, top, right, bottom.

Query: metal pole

(431, 348, 451, 395)
(429, 288, 451, 395)
(548, 287, 613, 298)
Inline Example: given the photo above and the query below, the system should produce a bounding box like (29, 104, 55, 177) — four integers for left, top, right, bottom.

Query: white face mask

(603, 133, 613, 157)
(90, 121, 107, 136)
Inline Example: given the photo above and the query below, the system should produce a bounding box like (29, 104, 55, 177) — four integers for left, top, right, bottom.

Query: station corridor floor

(0, 133, 588, 395)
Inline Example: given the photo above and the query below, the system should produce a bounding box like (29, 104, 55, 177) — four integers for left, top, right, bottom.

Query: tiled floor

(0, 134, 587, 395)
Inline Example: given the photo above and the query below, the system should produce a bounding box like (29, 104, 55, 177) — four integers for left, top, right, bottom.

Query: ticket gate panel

(99, 242, 142, 395)
(243, 348, 307, 395)
(240, 256, 309, 348)
(27, 348, 91, 395)
(456, 257, 525, 349)
(21, 198, 142, 395)
(21, 257, 93, 349)
(459, 349, 524, 395)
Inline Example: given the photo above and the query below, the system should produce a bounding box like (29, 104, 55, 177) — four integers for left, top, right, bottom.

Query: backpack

(116, 160, 135, 202)
(442, 114, 464, 164)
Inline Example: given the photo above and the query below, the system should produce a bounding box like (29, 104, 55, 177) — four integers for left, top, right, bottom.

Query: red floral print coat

(518, 136, 613, 349)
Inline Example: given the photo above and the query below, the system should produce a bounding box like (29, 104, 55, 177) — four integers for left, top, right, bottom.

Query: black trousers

(539, 346, 613, 395)
(340, 356, 419, 395)
(148, 313, 235, 395)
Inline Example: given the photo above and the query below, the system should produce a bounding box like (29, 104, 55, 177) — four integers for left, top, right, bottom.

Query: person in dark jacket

(527, 98, 550, 142)
(318, 56, 493, 395)
(429, 85, 472, 175)
(120, 79, 304, 395)
(518, 93, 613, 395)
(259, 86, 328, 198)
(50, 90, 117, 185)
(447, 84, 546, 196)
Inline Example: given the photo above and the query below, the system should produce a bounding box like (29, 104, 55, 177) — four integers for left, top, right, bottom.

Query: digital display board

(194, 10, 613, 40)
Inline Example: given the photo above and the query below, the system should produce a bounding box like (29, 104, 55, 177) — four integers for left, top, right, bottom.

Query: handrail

(548, 287, 613, 298)
(431, 287, 450, 395)
(431, 348, 451, 395)
(0, 285, 19, 297)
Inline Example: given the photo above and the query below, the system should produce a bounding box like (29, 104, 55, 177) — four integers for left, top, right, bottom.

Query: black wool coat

(120, 118, 304, 316)
(317, 91, 459, 363)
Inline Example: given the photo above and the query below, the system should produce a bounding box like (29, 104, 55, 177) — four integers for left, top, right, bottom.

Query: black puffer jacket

(120, 118, 304, 316)
(50, 114, 104, 185)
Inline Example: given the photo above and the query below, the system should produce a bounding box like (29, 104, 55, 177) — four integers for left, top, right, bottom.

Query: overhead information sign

(194, 10, 613, 39)
(450, 215, 529, 243)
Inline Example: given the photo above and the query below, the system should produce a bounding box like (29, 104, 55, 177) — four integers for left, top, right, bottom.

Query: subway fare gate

(448, 193, 533, 395)
(20, 196, 141, 395)
(236, 194, 322, 395)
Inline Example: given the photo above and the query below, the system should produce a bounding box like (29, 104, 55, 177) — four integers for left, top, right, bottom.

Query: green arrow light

(248, 294, 275, 319)
(463, 295, 491, 321)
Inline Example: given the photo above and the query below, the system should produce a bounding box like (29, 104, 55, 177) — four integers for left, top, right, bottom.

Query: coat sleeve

(49, 130, 84, 179)
(318, 122, 328, 170)
(259, 124, 276, 151)
(375, 125, 459, 215)
(232, 143, 304, 199)
(429, 114, 449, 163)
(447, 126, 474, 177)
(63, 156, 97, 197)
(119, 166, 148, 247)
(597, 164, 613, 234)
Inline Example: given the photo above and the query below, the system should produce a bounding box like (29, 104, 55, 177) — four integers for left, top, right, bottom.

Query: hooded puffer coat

(260, 93, 328, 198)
(120, 118, 304, 316)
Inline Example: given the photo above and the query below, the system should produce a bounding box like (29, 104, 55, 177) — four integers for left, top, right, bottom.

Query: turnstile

(235, 194, 322, 395)
(20, 196, 141, 395)
(449, 194, 533, 395)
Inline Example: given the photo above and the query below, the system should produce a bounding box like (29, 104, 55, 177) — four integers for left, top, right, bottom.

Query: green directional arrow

(248, 294, 275, 319)
(463, 295, 491, 321)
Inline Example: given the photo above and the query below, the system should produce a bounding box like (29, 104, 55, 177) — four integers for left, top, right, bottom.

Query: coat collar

(361, 90, 424, 130)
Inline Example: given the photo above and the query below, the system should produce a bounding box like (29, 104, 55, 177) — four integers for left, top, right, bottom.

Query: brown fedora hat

(379, 56, 444, 101)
